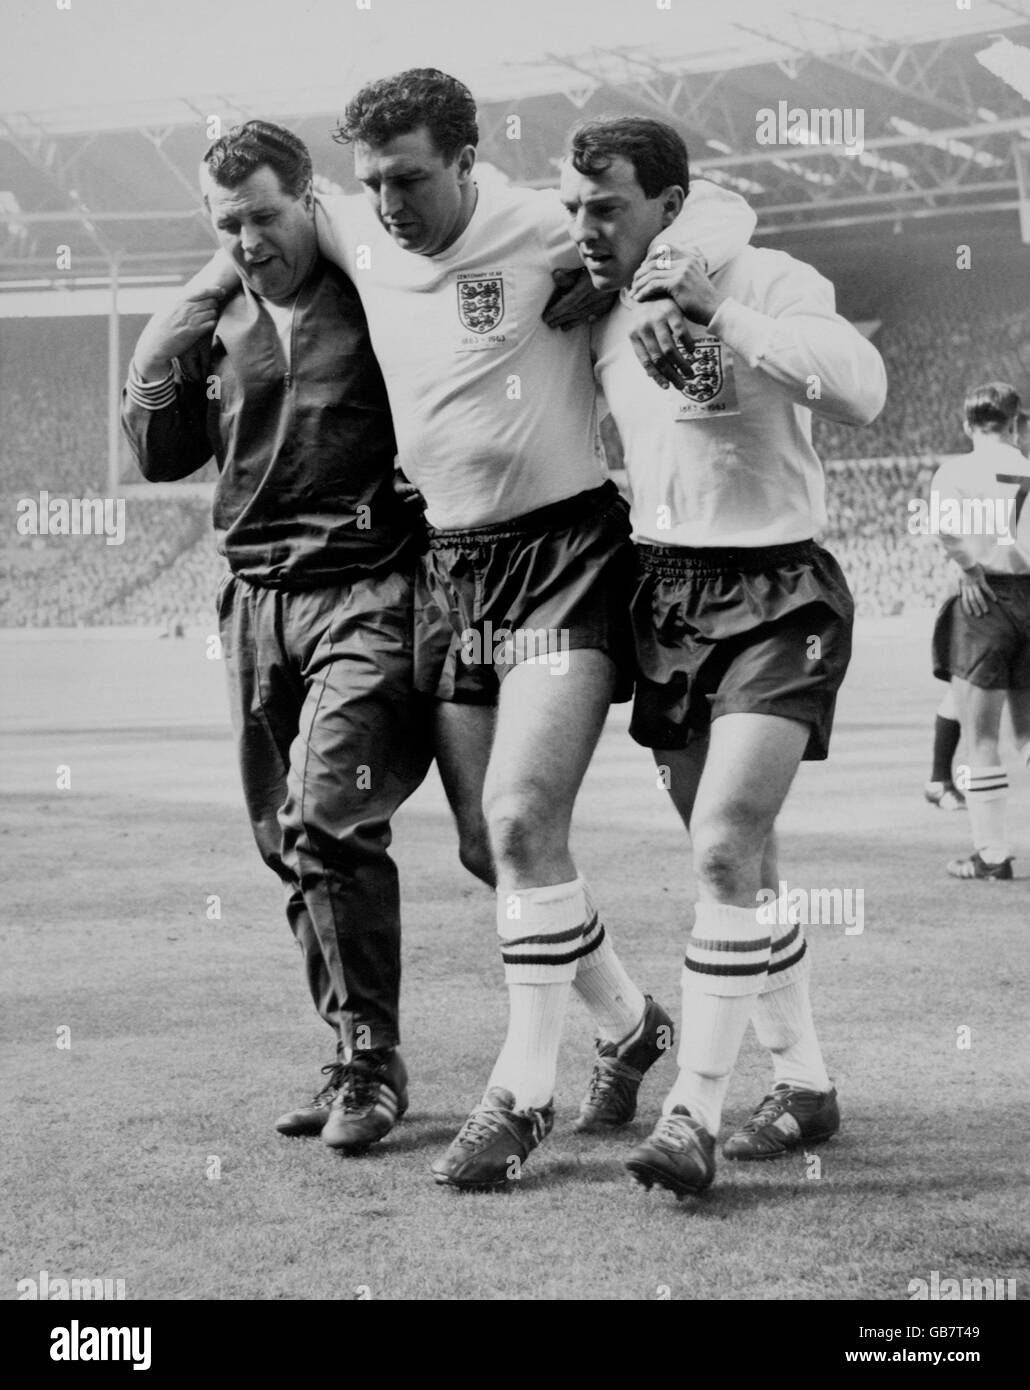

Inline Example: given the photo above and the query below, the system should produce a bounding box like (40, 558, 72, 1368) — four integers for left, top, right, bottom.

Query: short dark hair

(203, 120, 312, 198)
(333, 68, 478, 163)
(963, 381, 1021, 433)
(566, 116, 689, 199)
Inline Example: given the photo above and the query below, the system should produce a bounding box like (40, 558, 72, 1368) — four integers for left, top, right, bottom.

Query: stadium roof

(2, 0, 1030, 284)
(4, 0, 1028, 118)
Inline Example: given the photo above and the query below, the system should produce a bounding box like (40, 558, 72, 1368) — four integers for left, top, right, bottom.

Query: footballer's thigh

(433, 699, 496, 886)
(688, 711, 809, 905)
(1004, 684, 1030, 746)
(482, 647, 616, 888)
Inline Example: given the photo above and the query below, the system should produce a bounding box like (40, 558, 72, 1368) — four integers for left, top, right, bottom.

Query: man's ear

(660, 184, 686, 228)
(456, 144, 477, 183)
(962, 420, 972, 440)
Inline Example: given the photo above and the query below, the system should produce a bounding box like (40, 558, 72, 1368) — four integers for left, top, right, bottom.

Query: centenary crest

(679, 340, 723, 403)
(457, 275, 505, 333)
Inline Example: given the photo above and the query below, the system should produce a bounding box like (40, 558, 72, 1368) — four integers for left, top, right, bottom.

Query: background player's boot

(431, 1087, 554, 1189)
(723, 1083, 839, 1160)
(625, 1106, 715, 1197)
(574, 995, 674, 1131)
(275, 1060, 347, 1137)
(321, 1048, 408, 1153)
(946, 852, 1013, 880)
(924, 780, 966, 811)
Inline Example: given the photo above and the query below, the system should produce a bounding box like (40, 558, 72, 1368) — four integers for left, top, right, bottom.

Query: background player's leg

(1007, 686, 1030, 777)
(926, 679, 965, 809)
(951, 677, 1009, 869)
(433, 700, 496, 886)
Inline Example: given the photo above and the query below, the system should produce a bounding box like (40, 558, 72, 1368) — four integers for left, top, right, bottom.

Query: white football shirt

(315, 180, 756, 528)
(592, 246, 887, 548)
(929, 436, 1030, 574)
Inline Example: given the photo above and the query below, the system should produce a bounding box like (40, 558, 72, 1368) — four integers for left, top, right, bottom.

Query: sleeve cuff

(126, 362, 177, 411)
(708, 298, 776, 368)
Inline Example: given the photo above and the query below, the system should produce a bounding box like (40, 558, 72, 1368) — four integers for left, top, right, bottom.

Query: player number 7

(996, 474, 1030, 525)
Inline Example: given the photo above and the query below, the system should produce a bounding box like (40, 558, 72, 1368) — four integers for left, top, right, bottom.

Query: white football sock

(572, 880, 647, 1045)
(487, 982, 571, 1112)
(662, 901, 770, 1136)
(965, 766, 1009, 862)
(488, 879, 584, 1110)
(752, 901, 831, 1093)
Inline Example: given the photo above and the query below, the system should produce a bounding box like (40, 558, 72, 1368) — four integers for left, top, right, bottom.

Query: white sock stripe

(767, 936, 808, 978)
(501, 923, 586, 949)
(966, 766, 1009, 796)
(686, 939, 767, 973)
(576, 913, 604, 960)
(769, 920, 803, 959)
(501, 932, 587, 969)
(685, 955, 770, 980)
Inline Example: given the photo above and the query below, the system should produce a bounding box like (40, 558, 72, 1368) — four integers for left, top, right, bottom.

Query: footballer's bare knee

(484, 788, 570, 882)
(692, 806, 771, 901)
(693, 843, 755, 901)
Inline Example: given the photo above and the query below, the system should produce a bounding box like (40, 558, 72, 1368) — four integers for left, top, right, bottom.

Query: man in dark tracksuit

(121, 120, 429, 1153)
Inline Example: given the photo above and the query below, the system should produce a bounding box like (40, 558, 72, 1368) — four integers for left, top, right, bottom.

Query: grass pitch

(1, 620, 1027, 1301)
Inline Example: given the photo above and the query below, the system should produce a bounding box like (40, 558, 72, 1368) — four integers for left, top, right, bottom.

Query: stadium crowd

(0, 317, 143, 495)
(823, 457, 954, 616)
(813, 266, 1030, 460)
(1, 497, 215, 629)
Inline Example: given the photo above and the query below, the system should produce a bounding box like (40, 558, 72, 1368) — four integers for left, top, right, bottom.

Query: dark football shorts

(932, 575, 1030, 689)
(629, 539, 854, 760)
(415, 480, 635, 704)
